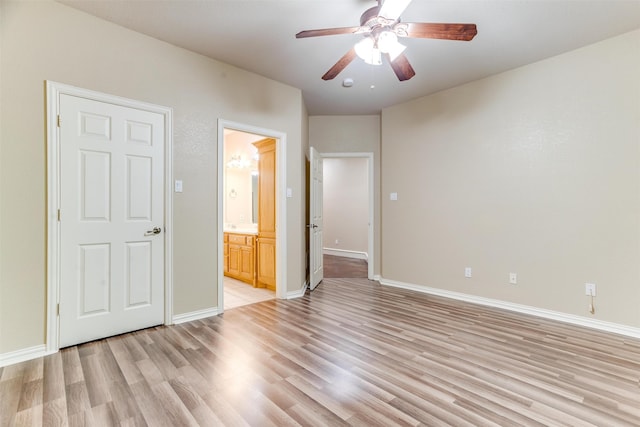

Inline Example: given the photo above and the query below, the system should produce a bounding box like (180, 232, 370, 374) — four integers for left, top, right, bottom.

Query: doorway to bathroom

(217, 121, 285, 311)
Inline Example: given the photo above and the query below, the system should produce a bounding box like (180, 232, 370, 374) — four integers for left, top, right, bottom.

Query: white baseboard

(379, 277, 640, 339)
(172, 307, 220, 324)
(0, 344, 49, 368)
(286, 281, 308, 299)
(323, 248, 368, 260)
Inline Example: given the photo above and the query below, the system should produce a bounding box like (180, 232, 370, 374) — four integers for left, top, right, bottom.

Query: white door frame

(321, 152, 375, 280)
(217, 120, 287, 311)
(45, 81, 173, 353)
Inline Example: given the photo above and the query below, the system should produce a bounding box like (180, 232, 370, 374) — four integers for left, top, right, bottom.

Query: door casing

(46, 81, 174, 353)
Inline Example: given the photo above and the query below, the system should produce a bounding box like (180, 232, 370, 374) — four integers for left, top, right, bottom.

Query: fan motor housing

(360, 6, 382, 26)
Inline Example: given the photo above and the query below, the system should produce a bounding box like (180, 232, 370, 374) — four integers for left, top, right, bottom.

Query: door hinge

(57, 209, 61, 221)
(57, 115, 61, 128)
(56, 303, 60, 316)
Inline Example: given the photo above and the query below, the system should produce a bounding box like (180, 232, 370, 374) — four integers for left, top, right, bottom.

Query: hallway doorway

(320, 153, 374, 280)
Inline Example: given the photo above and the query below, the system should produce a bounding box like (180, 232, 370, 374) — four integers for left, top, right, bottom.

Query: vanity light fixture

(227, 155, 249, 169)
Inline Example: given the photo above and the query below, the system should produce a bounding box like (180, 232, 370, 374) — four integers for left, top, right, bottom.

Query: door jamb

(217, 120, 287, 311)
(319, 152, 374, 280)
(45, 81, 174, 353)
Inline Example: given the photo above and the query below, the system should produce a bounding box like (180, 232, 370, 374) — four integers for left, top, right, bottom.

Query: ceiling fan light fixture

(354, 37, 382, 65)
(377, 30, 397, 52)
(377, 30, 406, 61)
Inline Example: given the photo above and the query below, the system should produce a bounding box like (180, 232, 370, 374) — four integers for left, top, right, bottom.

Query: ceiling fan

(295, 0, 477, 81)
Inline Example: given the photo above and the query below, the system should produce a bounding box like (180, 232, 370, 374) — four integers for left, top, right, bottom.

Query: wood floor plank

(42, 353, 65, 404)
(60, 348, 83, 386)
(64, 381, 91, 417)
(129, 380, 174, 427)
(0, 376, 23, 426)
(42, 397, 69, 427)
(2, 277, 639, 426)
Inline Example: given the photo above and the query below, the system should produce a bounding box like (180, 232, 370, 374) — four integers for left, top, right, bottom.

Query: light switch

(390, 192, 398, 201)
(286, 188, 293, 198)
(174, 180, 183, 193)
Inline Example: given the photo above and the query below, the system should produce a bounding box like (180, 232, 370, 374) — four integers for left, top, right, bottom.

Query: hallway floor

(323, 254, 368, 278)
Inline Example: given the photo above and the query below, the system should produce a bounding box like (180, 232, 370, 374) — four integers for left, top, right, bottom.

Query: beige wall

(323, 158, 369, 255)
(381, 30, 640, 327)
(308, 115, 381, 274)
(0, 0, 306, 354)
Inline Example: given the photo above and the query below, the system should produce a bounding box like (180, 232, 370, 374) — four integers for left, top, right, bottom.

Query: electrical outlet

(464, 267, 472, 278)
(585, 283, 596, 296)
(509, 273, 517, 285)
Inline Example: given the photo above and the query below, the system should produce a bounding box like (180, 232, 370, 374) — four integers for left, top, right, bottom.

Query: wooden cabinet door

(228, 244, 241, 277)
(239, 244, 254, 283)
(253, 138, 277, 290)
(256, 238, 276, 290)
(223, 234, 229, 274)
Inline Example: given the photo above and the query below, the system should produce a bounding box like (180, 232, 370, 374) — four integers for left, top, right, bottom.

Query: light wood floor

(2, 278, 640, 426)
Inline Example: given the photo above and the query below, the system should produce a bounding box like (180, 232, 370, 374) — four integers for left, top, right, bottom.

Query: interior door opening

(218, 121, 286, 311)
(314, 152, 374, 282)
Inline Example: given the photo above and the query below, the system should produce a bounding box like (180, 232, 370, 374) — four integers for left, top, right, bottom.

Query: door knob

(306, 224, 318, 229)
(145, 227, 162, 236)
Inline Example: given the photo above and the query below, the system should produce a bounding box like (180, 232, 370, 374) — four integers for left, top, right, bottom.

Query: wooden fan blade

(387, 53, 415, 81)
(322, 48, 357, 80)
(398, 23, 477, 41)
(296, 27, 363, 38)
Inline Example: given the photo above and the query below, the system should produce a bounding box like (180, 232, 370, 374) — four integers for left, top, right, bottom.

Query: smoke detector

(342, 78, 354, 88)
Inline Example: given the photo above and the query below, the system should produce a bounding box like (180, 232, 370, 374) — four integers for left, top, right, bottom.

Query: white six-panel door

(59, 94, 165, 347)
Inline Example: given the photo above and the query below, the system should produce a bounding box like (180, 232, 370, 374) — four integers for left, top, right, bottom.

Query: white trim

(320, 152, 375, 280)
(323, 248, 368, 260)
(172, 307, 220, 324)
(46, 81, 174, 352)
(379, 277, 640, 339)
(286, 281, 308, 299)
(217, 120, 288, 315)
(0, 345, 48, 368)
(164, 103, 174, 326)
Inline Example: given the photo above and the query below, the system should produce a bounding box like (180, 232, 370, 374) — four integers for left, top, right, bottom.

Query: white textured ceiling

(59, 0, 640, 115)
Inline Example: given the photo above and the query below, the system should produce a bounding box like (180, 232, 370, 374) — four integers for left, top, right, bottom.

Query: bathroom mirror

(252, 174, 258, 223)
(223, 129, 261, 229)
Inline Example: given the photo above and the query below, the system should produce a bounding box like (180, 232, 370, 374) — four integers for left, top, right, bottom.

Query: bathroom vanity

(223, 230, 257, 287)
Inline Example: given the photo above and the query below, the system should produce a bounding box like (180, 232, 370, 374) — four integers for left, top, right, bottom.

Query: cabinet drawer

(228, 234, 246, 245)
(245, 236, 255, 246)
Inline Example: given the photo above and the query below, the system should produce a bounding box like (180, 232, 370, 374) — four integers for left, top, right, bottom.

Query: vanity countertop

(224, 228, 258, 235)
